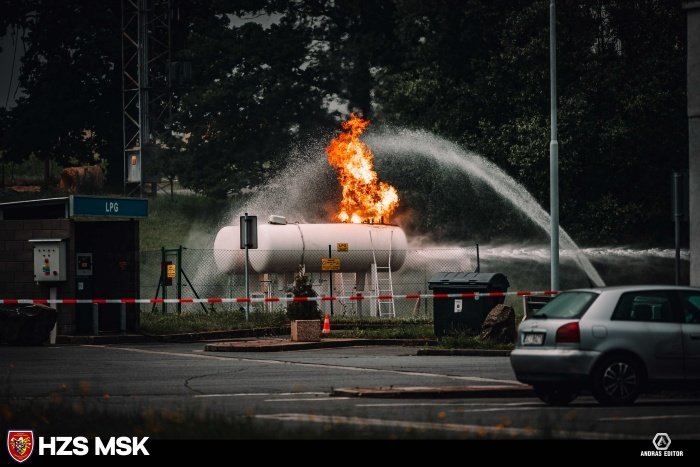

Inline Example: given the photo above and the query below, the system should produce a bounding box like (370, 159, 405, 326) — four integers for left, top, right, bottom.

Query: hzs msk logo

(7, 431, 34, 463)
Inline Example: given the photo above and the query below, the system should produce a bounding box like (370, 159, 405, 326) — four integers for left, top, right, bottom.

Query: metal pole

(675, 215, 681, 285)
(244, 213, 250, 321)
(120, 303, 127, 333)
(674, 172, 682, 285)
(161, 246, 167, 314)
(328, 245, 334, 316)
(687, 2, 700, 287)
(475, 243, 480, 273)
(121, 0, 126, 196)
(550, 0, 560, 291)
(137, 0, 149, 198)
(177, 245, 182, 314)
(229, 275, 233, 312)
(92, 304, 99, 336)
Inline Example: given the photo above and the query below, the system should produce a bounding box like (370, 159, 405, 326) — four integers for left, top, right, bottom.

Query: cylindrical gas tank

(214, 222, 407, 274)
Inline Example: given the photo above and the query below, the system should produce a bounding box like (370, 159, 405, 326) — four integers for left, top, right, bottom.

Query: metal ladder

(334, 272, 354, 316)
(370, 230, 395, 318)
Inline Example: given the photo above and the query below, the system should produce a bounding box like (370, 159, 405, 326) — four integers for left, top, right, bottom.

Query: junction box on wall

(29, 239, 67, 282)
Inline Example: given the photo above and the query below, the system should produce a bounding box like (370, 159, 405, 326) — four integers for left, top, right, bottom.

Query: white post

(49, 287, 57, 344)
(355, 272, 366, 316)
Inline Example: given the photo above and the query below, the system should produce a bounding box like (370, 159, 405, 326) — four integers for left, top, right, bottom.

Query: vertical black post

(475, 243, 481, 273)
(673, 172, 682, 285)
(161, 246, 167, 314)
(92, 304, 99, 336)
(120, 303, 127, 333)
(244, 213, 250, 321)
(328, 244, 334, 316)
(177, 245, 182, 314)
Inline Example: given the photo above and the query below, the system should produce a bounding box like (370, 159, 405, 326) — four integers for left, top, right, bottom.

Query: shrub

(286, 266, 321, 322)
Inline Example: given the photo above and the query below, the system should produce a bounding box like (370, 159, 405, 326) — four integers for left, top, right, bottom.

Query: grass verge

(140, 309, 288, 334)
(140, 310, 514, 351)
(438, 332, 515, 351)
(334, 323, 434, 339)
(140, 309, 434, 335)
(331, 315, 432, 325)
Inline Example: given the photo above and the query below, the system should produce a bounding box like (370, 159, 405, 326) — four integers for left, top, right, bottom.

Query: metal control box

(29, 239, 66, 282)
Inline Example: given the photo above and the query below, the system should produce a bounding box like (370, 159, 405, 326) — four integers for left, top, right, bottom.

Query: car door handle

(691, 334, 700, 340)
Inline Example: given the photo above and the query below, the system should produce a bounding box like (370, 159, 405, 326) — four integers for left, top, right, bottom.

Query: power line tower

(121, 0, 173, 196)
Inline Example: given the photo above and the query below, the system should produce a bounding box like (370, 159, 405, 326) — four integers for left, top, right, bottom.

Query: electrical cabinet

(29, 239, 66, 282)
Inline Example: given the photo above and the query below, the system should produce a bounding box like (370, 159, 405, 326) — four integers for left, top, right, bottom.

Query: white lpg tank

(213, 216, 407, 274)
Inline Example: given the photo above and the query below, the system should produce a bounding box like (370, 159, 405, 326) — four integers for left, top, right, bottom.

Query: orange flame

(326, 114, 399, 224)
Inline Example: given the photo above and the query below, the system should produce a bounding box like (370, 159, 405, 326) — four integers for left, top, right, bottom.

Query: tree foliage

(2, 1, 122, 186)
(0, 0, 687, 244)
(172, 3, 333, 197)
(372, 0, 686, 244)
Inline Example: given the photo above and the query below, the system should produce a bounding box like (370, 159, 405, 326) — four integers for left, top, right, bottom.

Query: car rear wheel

(533, 384, 579, 406)
(591, 355, 642, 406)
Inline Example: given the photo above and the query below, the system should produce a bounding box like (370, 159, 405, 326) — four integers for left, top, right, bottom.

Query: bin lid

(428, 272, 510, 290)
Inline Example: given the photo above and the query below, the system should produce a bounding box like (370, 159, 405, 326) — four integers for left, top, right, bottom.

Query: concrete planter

(291, 320, 321, 342)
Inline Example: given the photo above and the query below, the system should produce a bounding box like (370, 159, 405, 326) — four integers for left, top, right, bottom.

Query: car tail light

(556, 322, 580, 343)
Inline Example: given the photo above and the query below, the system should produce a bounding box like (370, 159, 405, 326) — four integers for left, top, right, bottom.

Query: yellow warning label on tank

(322, 258, 341, 271)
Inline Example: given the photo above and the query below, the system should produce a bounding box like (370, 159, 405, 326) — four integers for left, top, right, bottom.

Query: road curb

(416, 348, 511, 357)
(144, 326, 289, 343)
(331, 385, 532, 398)
(56, 334, 148, 345)
(204, 338, 436, 352)
(55, 327, 289, 345)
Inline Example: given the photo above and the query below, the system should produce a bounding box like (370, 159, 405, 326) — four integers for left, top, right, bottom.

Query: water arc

(366, 127, 606, 288)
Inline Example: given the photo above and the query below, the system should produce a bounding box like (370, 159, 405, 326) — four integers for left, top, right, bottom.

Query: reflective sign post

(240, 213, 258, 320)
(321, 255, 341, 316)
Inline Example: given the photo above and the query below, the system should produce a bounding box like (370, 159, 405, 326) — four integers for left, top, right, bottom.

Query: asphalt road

(2, 343, 700, 441)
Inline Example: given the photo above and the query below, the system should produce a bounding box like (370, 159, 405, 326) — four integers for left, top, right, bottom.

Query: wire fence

(140, 247, 477, 317)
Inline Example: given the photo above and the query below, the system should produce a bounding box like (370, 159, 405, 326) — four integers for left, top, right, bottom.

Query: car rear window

(531, 292, 598, 319)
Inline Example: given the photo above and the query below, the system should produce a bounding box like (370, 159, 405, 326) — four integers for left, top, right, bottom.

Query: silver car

(510, 285, 700, 405)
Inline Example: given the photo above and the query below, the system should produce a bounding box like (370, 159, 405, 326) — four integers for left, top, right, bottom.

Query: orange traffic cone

(322, 314, 331, 336)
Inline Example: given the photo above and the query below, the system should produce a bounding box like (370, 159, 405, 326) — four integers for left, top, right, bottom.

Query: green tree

(0, 0, 687, 248)
(372, 0, 686, 245)
(172, 3, 333, 197)
(306, 0, 399, 118)
(2, 1, 123, 187)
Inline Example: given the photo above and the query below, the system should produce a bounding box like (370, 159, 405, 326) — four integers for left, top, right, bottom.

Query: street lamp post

(550, 0, 560, 291)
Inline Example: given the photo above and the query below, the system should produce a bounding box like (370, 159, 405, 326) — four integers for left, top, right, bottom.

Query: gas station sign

(70, 195, 148, 218)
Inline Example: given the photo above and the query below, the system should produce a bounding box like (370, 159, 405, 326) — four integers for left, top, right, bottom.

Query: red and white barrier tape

(0, 290, 558, 306)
